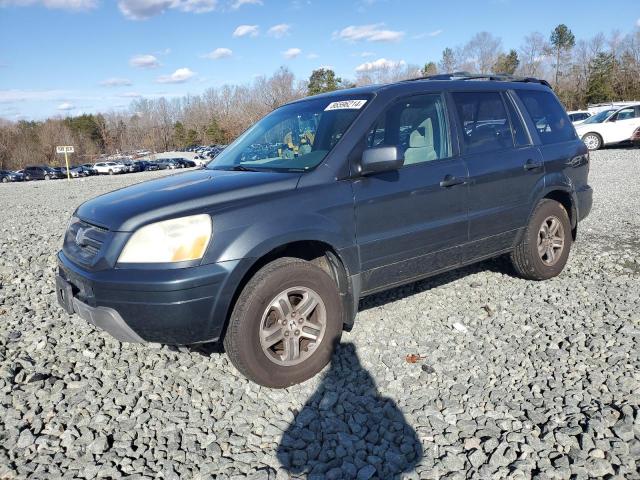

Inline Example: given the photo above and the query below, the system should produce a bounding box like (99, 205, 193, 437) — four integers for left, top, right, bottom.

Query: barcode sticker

(324, 99, 368, 111)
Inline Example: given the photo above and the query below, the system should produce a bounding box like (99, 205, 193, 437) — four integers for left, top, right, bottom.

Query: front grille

(63, 219, 109, 266)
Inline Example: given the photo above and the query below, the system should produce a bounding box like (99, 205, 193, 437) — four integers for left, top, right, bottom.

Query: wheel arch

(213, 239, 357, 345)
(543, 189, 577, 240)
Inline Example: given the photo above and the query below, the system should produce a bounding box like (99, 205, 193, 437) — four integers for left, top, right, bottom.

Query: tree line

(1, 24, 639, 170)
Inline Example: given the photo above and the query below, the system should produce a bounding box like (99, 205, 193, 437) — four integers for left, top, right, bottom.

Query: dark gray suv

(56, 75, 592, 387)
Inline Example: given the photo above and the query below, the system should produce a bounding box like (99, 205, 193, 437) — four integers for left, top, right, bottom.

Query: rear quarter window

(517, 90, 577, 145)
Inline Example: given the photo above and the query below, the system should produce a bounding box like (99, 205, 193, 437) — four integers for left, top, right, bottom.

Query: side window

(365, 94, 451, 166)
(517, 90, 577, 145)
(614, 108, 636, 121)
(452, 91, 513, 154)
(504, 94, 531, 147)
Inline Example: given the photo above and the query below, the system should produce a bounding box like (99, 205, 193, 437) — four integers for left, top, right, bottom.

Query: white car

(94, 161, 126, 175)
(567, 110, 591, 124)
(575, 105, 640, 150)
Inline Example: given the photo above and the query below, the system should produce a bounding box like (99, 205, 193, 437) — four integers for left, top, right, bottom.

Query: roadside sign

(55, 146, 75, 180)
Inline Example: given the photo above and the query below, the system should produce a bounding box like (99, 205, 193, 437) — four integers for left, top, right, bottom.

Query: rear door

(353, 93, 468, 293)
(451, 90, 544, 260)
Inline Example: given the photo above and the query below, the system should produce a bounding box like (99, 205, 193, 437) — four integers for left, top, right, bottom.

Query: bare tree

(463, 32, 503, 73)
(518, 32, 549, 77)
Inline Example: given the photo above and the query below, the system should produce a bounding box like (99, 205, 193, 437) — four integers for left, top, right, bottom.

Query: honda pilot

(56, 75, 592, 387)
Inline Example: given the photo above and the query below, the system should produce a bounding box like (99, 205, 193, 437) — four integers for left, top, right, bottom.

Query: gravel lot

(1, 149, 639, 479)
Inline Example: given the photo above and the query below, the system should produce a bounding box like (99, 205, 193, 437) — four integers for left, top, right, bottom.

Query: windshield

(207, 96, 371, 172)
(583, 109, 615, 124)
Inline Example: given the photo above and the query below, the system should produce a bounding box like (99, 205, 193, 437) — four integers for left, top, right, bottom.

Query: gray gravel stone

(0, 150, 639, 478)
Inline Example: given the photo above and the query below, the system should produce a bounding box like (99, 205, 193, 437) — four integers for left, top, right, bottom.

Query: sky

(0, 0, 638, 120)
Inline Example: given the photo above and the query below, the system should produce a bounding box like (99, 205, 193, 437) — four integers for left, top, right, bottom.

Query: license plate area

(56, 274, 76, 314)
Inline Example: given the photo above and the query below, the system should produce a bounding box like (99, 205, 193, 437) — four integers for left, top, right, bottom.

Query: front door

(604, 106, 640, 143)
(353, 93, 469, 294)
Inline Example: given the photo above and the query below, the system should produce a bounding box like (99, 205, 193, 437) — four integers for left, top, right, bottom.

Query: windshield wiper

(230, 164, 261, 172)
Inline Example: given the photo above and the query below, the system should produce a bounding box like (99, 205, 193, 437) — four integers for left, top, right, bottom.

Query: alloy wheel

(537, 215, 565, 266)
(259, 286, 327, 366)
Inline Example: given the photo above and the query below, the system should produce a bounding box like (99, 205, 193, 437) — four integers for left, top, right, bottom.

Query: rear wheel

(44, 174, 51, 180)
(1, 177, 8, 183)
(510, 199, 572, 280)
(224, 257, 343, 388)
(108, 169, 114, 175)
(582, 132, 602, 151)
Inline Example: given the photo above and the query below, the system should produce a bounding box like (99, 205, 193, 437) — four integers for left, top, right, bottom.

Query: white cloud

(306, 53, 319, 59)
(118, 92, 143, 98)
(335, 24, 404, 43)
(156, 67, 195, 83)
(57, 102, 74, 110)
(100, 77, 132, 87)
(117, 0, 216, 20)
(129, 54, 160, 68)
(0, 89, 68, 103)
(283, 47, 301, 59)
(356, 57, 406, 72)
(267, 23, 291, 38)
(637, 18, 640, 27)
(232, 24, 259, 37)
(231, 0, 261, 8)
(0, 0, 97, 11)
(413, 29, 442, 39)
(359, 51, 375, 57)
(203, 47, 233, 59)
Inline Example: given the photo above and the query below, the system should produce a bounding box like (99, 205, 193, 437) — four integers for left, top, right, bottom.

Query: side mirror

(607, 116, 616, 123)
(360, 146, 404, 175)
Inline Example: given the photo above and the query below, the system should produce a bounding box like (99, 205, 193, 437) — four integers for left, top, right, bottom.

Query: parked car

(193, 156, 209, 167)
(567, 110, 591, 124)
(119, 159, 141, 173)
(174, 158, 196, 168)
(60, 166, 81, 178)
(575, 104, 640, 150)
(156, 159, 181, 169)
(57, 75, 592, 387)
(94, 162, 126, 175)
(135, 160, 159, 171)
(0, 170, 23, 183)
(70, 166, 94, 177)
(23, 165, 65, 180)
(80, 164, 98, 175)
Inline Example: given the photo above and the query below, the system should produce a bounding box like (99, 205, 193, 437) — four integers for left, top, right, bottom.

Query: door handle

(524, 159, 543, 171)
(440, 175, 466, 188)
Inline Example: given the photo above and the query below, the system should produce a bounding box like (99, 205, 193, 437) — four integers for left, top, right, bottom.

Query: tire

(223, 257, 343, 388)
(108, 169, 114, 175)
(582, 132, 602, 151)
(44, 174, 51, 180)
(1, 177, 7, 183)
(510, 199, 572, 281)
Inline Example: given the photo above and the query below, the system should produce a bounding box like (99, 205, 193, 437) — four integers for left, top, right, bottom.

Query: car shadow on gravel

(276, 342, 423, 479)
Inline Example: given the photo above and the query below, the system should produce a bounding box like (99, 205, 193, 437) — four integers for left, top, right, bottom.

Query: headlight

(118, 214, 212, 264)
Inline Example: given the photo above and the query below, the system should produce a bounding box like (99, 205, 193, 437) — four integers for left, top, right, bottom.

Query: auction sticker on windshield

(324, 100, 368, 111)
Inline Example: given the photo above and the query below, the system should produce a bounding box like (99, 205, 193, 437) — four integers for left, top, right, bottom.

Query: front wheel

(1, 177, 7, 183)
(223, 257, 343, 388)
(582, 132, 602, 151)
(44, 175, 50, 180)
(510, 199, 572, 280)
(108, 169, 114, 175)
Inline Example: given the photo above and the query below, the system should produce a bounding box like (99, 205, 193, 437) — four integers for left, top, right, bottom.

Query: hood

(76, 169, 301, 232)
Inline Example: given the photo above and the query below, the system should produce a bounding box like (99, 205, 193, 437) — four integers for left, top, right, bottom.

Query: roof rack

(405, 72, 552, 88)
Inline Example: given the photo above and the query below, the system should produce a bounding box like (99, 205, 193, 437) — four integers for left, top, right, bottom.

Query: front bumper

(57, 252, 245, 344)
